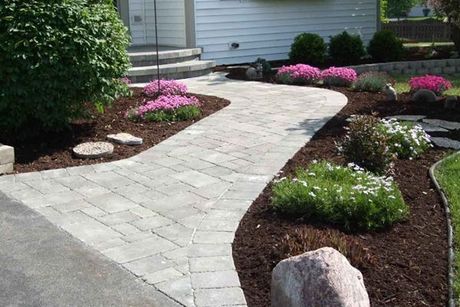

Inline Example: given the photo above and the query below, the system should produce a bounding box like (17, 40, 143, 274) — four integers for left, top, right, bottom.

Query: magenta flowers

(321, 67, 357, 87)
(143, 79, 188, 97)
(137, 95, 200, 117)
(409, 75, 452, 96)
(276, 64, 321, 85)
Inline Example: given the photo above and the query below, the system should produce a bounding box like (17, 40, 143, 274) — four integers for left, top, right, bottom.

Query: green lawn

(392, 74, 460, 96)
(435, 152, 460, 301)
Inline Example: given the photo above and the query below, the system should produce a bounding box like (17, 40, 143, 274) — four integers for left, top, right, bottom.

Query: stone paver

(0, 73, 347, 306)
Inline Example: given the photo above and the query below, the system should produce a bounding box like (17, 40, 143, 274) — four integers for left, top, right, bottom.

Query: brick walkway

(0, 73, 347, 307)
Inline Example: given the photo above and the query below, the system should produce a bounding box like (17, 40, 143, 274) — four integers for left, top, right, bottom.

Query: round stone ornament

(73, 142, 114, 159)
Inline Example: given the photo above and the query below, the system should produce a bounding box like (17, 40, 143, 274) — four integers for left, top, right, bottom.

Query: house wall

(194, 0, 378, 64)
(128, 0, 186, 47)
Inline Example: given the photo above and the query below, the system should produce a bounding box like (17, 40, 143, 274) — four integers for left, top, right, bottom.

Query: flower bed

(409, 75, 453, 96)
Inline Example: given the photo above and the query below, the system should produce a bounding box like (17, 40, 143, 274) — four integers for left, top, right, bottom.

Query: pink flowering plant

(276, 64, 321, 85)
(409, 75, 452, 96)
(143, 79, 188, 97)
(321, 67, 357, 87)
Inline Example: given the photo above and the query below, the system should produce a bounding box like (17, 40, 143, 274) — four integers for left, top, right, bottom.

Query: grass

(392, 74, 460, 96)
(435, 152, 460, 301)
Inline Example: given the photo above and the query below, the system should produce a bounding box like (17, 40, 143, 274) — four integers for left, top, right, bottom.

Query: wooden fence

(382, 21, 452, 42)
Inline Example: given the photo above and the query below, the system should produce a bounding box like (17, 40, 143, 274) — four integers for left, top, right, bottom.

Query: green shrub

(254, 58, 272, 75)
(142, 106, 201, 122)
(0, 0, 131, 135)
(272, 161, 408, 231)
(289, 33, 327, 65)
(367, 30, 404, 62)
(339, 115, 394, 174)
(352, 72, 391, 92)
(329, 31, 366, 65)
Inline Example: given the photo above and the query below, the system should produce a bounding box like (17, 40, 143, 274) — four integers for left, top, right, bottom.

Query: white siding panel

(129, 0, 186, 47)
(195, 0, 378, 64)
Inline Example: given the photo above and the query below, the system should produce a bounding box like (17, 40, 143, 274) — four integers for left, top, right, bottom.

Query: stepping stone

(431, 137, 460, 150)
(422, 119, 460, 131)
(419, 123, 448, 133)
(385, 115, 426, 122)
(107, 133, 143, 145)
(73, 142, 114, 159)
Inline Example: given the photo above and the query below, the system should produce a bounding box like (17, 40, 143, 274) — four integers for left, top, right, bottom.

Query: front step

(129, 48, 202, 66)
(128, 60, 216, 83)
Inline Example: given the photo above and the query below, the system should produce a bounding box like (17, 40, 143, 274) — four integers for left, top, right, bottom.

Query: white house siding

(129, 0, 186, 47)
(195, 0, 378, 64)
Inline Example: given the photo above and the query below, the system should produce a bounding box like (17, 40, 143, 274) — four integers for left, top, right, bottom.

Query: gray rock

(422, 119, 460, 130)
(445, 96, 458, 110)
(245, 67, 261, 81)
(385, 115, 426, 122)
(107, 133, 143, 145)
(419, 123, 448, 133)
(431, 137, 460, 150)
(271, 247, 369, 307)
(412, 89, 438, 103)
(73, 142, 114, 159)
(383, 84, 397, 101)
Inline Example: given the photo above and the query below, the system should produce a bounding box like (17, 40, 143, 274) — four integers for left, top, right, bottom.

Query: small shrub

(254, 58, 272, 75)
(367, 30, 404, 62)
(352, 72, 391, 92)
(409, 75, 453, 96)
(144, 80, 188, 97)
(321, 67, 357, 87)
(329, 31, 366, 65)
(272, 161, 408, 231)
(339, 115, 394, 174)
(289, 33, 327, 65)
(276, 64, 321, 85)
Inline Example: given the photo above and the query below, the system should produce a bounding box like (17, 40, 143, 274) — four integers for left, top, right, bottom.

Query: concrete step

(129, 48, 202, 67)
(128, 60, 216, 83)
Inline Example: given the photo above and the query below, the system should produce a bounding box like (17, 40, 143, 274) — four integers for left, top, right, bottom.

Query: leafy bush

(352, 72, 391, 92)
(272, 161, 408, 231)
(144, 80, 188, 97)
(276, 64, 321, 85)
(409, 75, 453, 95)
(321, 67, 358, 87)
(143, 105, 201, 122)
(329, 31, 366, 65)
(339, 115, 394, 174)
(367, 30, 404, 62)
(0, 0, 131, 134)
(289, 33, 327, 65)
(254, 58, 272, 75)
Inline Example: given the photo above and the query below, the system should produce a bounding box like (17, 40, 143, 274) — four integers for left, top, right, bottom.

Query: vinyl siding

(195, 0, 378, 64)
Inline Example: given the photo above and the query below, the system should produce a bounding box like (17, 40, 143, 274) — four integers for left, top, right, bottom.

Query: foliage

(254, 58, 272, 75)
(143, 80, 188, 97)
(387, 0, 418, 18)
(142, 105, 201, 122)
(271, 161, 408, 231)
(0, 0, 131, 134)
(392, 73, 460, 96)
(289, 33, 327, 65)
(339, 115, 394, 174)
(381, 0, 389, 21)
(276, 64, 321, 85)
(328, 31, 366, 65)
(127, 95, 200, 120)
(409, 75, 453, 95)
(352, 72, 392, 92)
(367, 30, 404, 62)
(321, 67, 358, 87)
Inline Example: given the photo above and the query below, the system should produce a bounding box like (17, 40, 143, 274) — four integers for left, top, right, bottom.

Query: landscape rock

(444, 96, 458, 110)
(383, 84, 397, 101)
(0, 144, 14, 175)
(385, 115, 426, 122)
(246, 66, 262, 81)
(271, 247, 370, 307)
(419, 123, 448, 133)
(412, 89, 437, 104)
(73, 142, 114, 159)
(422, 119, 460, 131)
(107, 133, 143, 145)
(431, 137, 460, 150)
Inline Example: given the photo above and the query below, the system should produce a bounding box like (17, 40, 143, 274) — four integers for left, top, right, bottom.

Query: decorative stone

(385, 115, 426, 122)
(0, 144, 14, 175)
(73, 142, 114, 159)
(422, 119, 460, 131)
(431, 137, 460, 150)
(412, 89, 437, 104)
(383, 84, 397, 101)
(245, 66, 262, 81)
(445, 96, 458, 110)
(419, 123, 448, 133)
(271, 247, 370, 307)
(107, 133, 143, 145)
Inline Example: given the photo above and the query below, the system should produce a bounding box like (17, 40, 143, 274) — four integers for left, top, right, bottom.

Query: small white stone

(107, 133, 143, 146)
(431, 137, 460, 150)
(73, 142, 114, 159)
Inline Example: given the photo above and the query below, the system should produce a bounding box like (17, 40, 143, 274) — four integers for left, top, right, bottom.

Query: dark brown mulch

(233, 87, 453, 307)
(0, 88, 229, 174)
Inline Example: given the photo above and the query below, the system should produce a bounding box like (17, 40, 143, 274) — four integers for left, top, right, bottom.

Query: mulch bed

(0, 88, 229, 174)
(232, 83, 455, 306)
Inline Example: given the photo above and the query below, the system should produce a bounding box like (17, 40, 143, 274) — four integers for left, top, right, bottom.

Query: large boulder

(271, 247, 369, 307)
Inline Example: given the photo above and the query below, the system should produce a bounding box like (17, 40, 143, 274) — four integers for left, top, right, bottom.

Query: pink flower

(276, 64, 321, 85)
(321, 67, 357, 87)
(409, 75, 452, 96)
(136, 95, 200, 117)
(143, 80, 188, 97)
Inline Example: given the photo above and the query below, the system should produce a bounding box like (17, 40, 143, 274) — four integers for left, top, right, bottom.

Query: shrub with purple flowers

(276, 64, 321, 85)
(409, 75, 452, 96)
(321, 67, 358, 87)
(143, 80, 189, 97)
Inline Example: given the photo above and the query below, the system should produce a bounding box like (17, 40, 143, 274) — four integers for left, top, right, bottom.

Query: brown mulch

(0, 88, 229, 174)
(233, 87, 454, 306)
